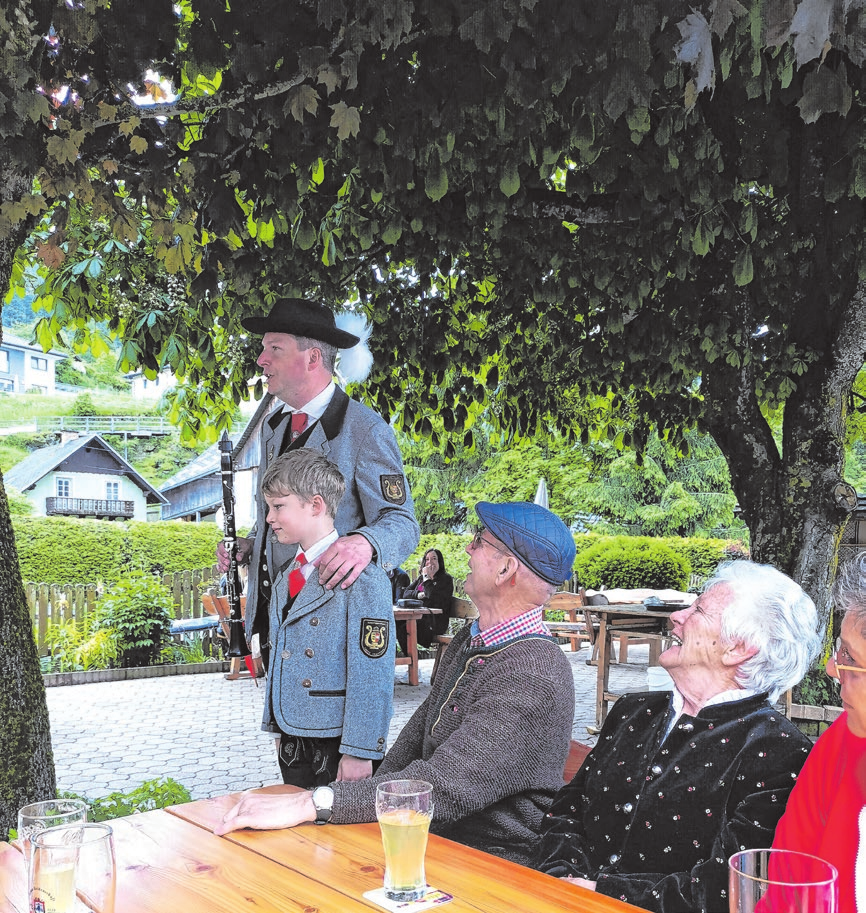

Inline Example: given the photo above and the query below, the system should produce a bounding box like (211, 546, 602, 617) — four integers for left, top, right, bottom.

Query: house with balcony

(6, 433, 166, 521)
(0, 333, 66, 394)
(158, 396, 272, 526)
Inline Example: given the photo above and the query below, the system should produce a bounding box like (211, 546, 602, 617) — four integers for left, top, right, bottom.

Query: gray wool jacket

(245, 387, 420, 639)
(330, 625, 576, 865)
(263, 561, 396, 760)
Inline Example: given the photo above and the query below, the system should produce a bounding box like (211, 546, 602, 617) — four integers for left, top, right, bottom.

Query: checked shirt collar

(469, 605, 548, 649)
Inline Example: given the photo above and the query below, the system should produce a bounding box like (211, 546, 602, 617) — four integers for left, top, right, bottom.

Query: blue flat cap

(476, 501, 576, 585)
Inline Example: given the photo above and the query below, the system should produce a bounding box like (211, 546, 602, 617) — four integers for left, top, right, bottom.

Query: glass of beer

(729, 848, 838, 913)
(29, 823, 116, 913)
(18, 799, 88, 867)
(375, 779, 434, 902)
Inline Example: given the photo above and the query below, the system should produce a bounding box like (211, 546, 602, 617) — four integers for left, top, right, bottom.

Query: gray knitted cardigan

(331, 624, 575, 865)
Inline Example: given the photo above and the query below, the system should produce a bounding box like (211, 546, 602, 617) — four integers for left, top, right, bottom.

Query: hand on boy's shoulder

(314, 534, 374, 590)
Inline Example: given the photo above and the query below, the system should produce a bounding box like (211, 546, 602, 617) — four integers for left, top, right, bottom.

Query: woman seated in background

(396, 548, 454, 655)
(772, 552, 866, 912)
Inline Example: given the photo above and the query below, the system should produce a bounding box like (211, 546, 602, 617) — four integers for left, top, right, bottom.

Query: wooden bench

(564, 739, 592, 782)
(430, 596, 478, 684)
(543, 589, 592, 651)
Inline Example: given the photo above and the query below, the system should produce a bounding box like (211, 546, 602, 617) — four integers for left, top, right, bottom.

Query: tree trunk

(702, 283, 866, 629)
(0, 155, 56, 836)
(0, 470, 57, 837)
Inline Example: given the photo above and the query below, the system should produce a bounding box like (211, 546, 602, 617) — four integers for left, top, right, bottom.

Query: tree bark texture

(0, 153, 56, 837)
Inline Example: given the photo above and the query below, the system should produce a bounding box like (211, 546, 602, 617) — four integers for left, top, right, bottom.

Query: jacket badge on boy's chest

(361, 618, 389, 658)
(380, 474, 406, 505)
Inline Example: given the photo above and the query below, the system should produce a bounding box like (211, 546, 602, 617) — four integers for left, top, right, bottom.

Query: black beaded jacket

(534, 691, 813, 913)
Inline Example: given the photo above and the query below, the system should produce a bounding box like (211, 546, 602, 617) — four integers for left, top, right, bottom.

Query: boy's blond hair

(261, 449, 345, 518)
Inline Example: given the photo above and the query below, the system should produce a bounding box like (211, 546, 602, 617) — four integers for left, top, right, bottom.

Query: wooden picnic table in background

(394, 604, 441, 686)
(589, 602, 674, 731)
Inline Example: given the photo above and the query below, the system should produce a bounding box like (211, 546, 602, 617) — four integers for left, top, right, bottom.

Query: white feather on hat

(335, 311, 374, 383)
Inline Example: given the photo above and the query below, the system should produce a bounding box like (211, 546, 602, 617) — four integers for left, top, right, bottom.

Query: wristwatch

(311, 786, 334, 825)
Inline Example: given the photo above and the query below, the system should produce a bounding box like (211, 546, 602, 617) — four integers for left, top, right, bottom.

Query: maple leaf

(119, 116, 141, 136)
(330, 101, 361, 140)
(790, 0, 833, 67)
(101, 159, 118, 174)
(674, 11, 715, 104)
(130, 135, 149, 154)
(287, 85, 319, 123)
(36, 239, 66, 270)
(317, 65, 342, 96)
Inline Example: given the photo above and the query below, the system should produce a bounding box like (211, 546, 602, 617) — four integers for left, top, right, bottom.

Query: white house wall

(27, 471, 149, 521)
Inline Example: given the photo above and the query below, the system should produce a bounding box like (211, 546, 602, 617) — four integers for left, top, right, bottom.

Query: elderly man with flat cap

(216, 500, 577, 866)
(219, 297, 420, 678)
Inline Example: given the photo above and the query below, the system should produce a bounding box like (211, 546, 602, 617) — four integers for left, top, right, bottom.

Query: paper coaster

(363, 886, 454, 911)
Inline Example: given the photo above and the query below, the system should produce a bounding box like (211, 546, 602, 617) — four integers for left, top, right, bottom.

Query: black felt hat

(241, 298, 360, 348)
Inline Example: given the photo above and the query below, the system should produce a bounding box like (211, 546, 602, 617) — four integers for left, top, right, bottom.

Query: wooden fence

(25, 567, 220, 655)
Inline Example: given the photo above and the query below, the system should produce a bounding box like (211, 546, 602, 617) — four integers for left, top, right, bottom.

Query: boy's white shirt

(297, 529, 339, 581)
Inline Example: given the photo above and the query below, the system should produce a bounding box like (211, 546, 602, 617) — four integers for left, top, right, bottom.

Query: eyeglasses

(832, 637, 866, 675)
(469, 528, 513, 557)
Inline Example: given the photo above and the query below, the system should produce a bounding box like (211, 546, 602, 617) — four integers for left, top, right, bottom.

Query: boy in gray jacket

(260, 448, 396, 787)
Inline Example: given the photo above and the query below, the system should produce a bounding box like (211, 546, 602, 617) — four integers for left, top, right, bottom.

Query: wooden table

(394, 605, 441, 686)
(0, 792, 645, 912)
(591, 603, 673, 730)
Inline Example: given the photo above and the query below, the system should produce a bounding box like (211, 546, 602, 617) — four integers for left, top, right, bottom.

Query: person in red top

(772, 552, 866, 912)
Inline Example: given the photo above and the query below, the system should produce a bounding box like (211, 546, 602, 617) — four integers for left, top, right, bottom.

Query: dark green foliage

(13, 517, 222, 584)
(91, 572, 173, 667)
(62, 778, 191, 821)
(573, 536, 690, 591)
(792, 667, 840, 709)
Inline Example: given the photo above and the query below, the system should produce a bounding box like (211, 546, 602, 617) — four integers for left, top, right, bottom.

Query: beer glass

(29, 823, 116, 913)
(375, 780, 434, 902)
(729, 848, 838, 912)
(17, 799, 88, 867)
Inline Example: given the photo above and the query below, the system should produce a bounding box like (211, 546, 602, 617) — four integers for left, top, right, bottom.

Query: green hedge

(573, 536, 690, 591)
(13, 517, 222, 584)
(404, 531, 738, 593)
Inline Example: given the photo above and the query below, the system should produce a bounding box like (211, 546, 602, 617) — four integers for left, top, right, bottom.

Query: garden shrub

(62, 778, 192, 821)
(91, 572, 174, 667)
(666, 538, 730, 579)
(573, 536, 690, 591)
(14, 517, 222, 583)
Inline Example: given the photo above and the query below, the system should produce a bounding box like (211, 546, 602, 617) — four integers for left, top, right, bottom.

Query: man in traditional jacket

(533, 559, 822, 913)
(215, 501, 577, 867)
(218, 296, 419, 673)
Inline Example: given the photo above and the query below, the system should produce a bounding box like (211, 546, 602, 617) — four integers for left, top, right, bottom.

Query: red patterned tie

(290, 411, 308, 441)
(289, 552, 307, 599)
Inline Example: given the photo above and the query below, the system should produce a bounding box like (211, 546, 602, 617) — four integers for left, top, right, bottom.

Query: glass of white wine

(29, 823, 116, 913)
(375, 780, 434, 902)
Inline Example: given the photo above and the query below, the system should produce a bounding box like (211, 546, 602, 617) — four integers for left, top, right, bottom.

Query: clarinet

(219, 432, 252, 660)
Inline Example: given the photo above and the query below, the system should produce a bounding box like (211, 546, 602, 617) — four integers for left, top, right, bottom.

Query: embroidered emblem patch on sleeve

(361, 618, 389, 658)
(380, 474, 407, 505)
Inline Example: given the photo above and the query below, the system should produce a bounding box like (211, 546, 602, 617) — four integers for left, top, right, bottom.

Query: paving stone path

(47, 643, 655, 800)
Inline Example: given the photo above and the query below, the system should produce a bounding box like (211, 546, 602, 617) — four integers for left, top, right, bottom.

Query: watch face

(313, 786, 334, 810)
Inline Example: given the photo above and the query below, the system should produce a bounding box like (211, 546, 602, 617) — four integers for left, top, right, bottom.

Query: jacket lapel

(283, 574, 334, 624)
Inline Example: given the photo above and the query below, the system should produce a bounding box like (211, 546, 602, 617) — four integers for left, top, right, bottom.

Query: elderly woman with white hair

(772, 553, 866, 912)
(534, 560, 823, 913)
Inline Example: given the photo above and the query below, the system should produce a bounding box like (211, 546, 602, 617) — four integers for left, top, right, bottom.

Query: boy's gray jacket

(245, 388, 419, 636)
(263, 562, 396, 760)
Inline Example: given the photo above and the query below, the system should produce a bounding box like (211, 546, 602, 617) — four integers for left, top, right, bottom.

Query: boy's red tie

(289, 552, 307, 598)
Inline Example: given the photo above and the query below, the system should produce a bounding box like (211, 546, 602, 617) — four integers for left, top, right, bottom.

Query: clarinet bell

(226, 617, 252, 658)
